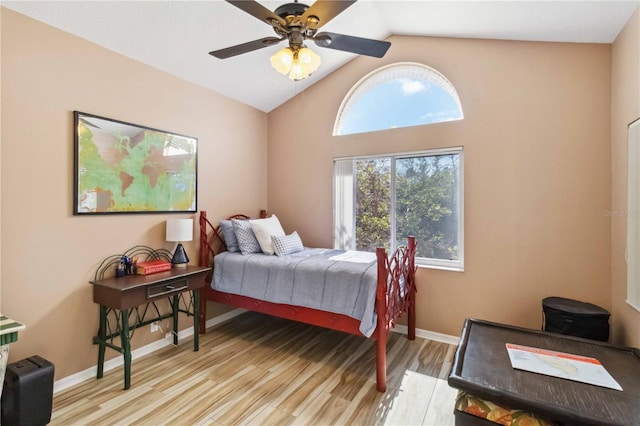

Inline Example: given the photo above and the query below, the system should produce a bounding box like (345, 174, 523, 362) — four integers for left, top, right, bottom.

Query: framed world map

(73, 111, 197, 214)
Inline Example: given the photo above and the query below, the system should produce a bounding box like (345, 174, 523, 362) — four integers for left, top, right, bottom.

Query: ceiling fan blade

(300, 0, 357, 29)
(225, 0, 287, 28)
(313, 32, 391, 58)
(210, 37, 284, 59)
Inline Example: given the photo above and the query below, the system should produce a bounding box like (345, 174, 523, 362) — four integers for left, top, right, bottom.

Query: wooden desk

(90, 265, 210, 389)
(448, 318, 640, 426)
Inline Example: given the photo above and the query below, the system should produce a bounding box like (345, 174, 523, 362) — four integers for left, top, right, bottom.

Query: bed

(197, 210, 417, 392)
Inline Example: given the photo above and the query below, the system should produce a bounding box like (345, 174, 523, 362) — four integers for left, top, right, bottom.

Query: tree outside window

(335, 149, 463, 270)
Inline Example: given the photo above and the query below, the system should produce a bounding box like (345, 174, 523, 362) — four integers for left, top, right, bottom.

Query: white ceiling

(4, 1, 639, 112)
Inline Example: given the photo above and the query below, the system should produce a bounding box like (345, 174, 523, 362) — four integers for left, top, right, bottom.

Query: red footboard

(198, 211, 417, 392)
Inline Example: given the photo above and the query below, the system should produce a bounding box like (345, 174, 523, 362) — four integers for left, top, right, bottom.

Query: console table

(0, 315, 25, 399)
(90, 264, 210, 390)
(448, 318, 640, 426)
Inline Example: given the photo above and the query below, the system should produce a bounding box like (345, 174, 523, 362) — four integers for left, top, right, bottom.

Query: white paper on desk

(506, 343, 623, 391)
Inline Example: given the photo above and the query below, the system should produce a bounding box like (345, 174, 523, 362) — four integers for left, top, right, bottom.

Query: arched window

(334, 62, 463, 136)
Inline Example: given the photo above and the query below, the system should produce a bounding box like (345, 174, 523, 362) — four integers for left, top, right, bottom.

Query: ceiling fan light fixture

(270, 47, 294, 74)
(212, 0, 391, 79)
(270, 46, 321, 81)
(297, 47, 321, 70)
(289, 61, 306, 81)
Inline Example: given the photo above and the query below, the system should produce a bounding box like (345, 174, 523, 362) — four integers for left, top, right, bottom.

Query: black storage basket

(542, 297, 610, 342)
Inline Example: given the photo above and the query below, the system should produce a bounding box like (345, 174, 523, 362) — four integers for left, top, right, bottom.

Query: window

(334, 62, 463, 136)
(334, 148, 463, 270)
(627, 118, 640, 312)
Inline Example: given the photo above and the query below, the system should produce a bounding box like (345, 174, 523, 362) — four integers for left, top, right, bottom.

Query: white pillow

(250, 215, 285, 255)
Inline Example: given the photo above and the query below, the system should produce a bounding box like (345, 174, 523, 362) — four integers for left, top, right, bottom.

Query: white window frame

(627, 117, 640, 312)
(334, 147, 464, 271)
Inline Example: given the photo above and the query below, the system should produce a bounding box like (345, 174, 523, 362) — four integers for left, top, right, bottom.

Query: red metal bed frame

(197, 210, 417, 392)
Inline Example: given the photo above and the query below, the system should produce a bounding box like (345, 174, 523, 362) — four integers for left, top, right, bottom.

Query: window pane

(627, 118, 640, 311)
(355, 158, 391, 252)
(340, 80, 463, 135)
(334, 63, 464, 136)
(335, 149, 463, 270)
(333, 159, 355, 250)
(396, 154, 460, 261)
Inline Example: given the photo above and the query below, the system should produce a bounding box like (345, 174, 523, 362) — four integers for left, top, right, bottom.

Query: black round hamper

(542, 296, 610, 342)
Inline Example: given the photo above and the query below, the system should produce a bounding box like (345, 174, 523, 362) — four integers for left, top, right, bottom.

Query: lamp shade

(297, 47, 320, 71)
(166, 218, 193, 242)
(270, 46, 321, 81)
(270, 47, 294, 74)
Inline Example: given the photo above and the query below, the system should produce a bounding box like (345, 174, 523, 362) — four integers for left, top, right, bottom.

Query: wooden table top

(90, 265, 211, 291)
(448, 318, 640, 426)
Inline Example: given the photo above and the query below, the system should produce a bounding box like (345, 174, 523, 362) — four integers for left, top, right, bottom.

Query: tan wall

(268, 35, 613, 338)
(0, 8, 267, 379)
(611, 7, 640, 347)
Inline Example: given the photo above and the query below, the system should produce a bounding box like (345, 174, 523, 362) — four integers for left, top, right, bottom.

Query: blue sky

(338, 78, 463, 135)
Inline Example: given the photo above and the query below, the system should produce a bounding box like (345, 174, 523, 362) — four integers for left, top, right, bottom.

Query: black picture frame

(73, 111, 197, 215)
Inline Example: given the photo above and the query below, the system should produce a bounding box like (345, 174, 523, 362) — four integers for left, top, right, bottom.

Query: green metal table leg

(96, 305, 107, 379)
(193, 289, 200, 352)
(120, 309, 131, 390)
(172, 295, 179, 346)
(0, 344, 10, 401)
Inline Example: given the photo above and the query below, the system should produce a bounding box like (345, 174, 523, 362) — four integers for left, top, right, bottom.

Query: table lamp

(166, 218, 193, 267)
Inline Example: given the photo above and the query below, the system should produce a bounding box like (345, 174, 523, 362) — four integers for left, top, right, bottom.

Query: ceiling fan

(210, 0, 391, 80)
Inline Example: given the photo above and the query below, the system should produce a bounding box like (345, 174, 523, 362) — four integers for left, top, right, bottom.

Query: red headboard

(198, 210, 267, 267)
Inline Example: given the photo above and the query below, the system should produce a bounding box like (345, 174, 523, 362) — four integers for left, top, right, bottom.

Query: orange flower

(487, 407, 513, 425)
(466, 404, 488, 418)
(513, 414, 548, 426)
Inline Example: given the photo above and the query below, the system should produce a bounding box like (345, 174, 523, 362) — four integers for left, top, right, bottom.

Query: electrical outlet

(150, 321, 159, 332)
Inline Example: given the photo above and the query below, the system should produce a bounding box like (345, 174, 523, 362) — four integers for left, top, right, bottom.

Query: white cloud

(420, 110, 463, 122)
(399, 79, 427, 96)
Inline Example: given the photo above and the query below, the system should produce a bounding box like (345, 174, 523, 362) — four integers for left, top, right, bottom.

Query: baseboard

(392, 324, 460, 345)
(53, 308, 457, 393)
(53, 308, 247, 394)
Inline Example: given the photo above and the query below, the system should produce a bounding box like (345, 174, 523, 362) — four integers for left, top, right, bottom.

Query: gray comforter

(212, 248, 379, 336)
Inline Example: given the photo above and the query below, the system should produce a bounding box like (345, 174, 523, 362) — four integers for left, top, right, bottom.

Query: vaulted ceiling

(4, 1, 639, 112)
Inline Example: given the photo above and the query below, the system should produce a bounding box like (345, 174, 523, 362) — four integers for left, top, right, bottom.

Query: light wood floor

(52, 312, 459, 425)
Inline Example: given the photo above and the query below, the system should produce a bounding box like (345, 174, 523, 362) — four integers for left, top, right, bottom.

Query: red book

(136, 260, 172, 275)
